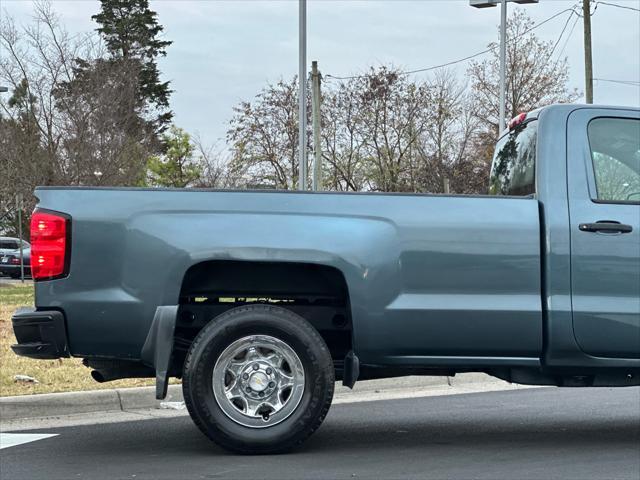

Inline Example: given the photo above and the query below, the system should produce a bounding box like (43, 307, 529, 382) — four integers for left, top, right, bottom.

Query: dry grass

(0, 283, 164, 397)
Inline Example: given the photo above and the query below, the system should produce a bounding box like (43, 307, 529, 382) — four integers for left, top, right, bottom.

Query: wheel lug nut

(266, 368, 272, 375)
(242, 373, 249, 380)
(253, 364, 259, 370)
(268, 381, 275, 388)
(258, 391, 264, 397)
(246, 387, 252, 393)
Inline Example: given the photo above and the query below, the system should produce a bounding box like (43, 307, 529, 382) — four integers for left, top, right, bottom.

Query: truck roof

(499, 103, 639, 140)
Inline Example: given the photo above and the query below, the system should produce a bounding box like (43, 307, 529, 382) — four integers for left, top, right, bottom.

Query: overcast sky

(4, 0, 640, 145)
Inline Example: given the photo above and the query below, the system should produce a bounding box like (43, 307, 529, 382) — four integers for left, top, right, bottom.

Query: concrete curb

(0, 385, 184, 421)
(0, 374, 503, 422)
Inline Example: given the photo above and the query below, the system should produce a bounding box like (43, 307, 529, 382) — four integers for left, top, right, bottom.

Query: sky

(3, 0, 640, 146)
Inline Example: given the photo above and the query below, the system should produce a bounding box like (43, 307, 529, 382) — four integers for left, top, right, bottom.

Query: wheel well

(172, 261, 353, 378)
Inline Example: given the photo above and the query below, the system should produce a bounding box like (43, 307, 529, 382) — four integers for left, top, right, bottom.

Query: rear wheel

(182, 305, 335, 454)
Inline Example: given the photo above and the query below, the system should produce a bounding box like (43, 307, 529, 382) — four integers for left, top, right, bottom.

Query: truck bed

(34, 187, 542, 364)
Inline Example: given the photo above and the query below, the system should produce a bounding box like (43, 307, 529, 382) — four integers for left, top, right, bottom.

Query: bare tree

(0, 2, 155, 233)
(227, 67, 488, 195)
(192, 135, 239, 189)
(55, 57, 151, 186)
(416, 69, 488, 194)
(353, 67, 432, 192)
(227, 78, 305, 189)
(320, 81, 368, 191)
(226, 13, 581, 196)
(468, 10, 580, 137)
(320, 67, 434, 192)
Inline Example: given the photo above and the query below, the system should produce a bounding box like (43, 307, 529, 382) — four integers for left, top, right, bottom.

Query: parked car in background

(0, 247, 31, 279)
(0, 237, 30, 278)
(0, 237, 29, 256)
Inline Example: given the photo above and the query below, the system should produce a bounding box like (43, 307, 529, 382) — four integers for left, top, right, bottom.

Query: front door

(567, 109, 640, 358)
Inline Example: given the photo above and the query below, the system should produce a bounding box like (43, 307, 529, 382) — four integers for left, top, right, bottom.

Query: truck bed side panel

(33, 188, 542, 364)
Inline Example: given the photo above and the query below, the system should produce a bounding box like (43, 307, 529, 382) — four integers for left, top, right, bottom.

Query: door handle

(579, 221, 633, 234)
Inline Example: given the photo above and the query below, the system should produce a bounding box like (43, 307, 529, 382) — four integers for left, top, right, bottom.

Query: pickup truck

(11, 104, 640, 454)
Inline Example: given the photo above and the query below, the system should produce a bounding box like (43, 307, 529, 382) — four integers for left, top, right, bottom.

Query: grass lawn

(0, 282, 161, 396)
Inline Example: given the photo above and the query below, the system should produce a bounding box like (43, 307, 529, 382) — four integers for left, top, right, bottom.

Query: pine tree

(92, 0, 173, 130)
(147, 126, 203, 188)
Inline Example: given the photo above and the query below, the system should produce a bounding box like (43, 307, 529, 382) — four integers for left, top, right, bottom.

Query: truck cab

(491, 106, 640, 375)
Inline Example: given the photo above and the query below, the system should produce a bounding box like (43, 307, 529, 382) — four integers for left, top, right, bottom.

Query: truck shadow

(304, 414, 640, 454)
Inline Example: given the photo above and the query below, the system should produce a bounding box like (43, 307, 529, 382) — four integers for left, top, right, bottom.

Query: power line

(549, 9, 577, 60)
(555, 11, 581, 63)
(325, 5, 579, 81)
(594, 78, 640, 86)
(596, 1, 640, 13)
(325, 48, 492, 81)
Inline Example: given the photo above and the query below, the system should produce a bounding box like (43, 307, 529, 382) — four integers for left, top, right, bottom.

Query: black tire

(9, 273, 20, 279)
(182, 305, 335, 454)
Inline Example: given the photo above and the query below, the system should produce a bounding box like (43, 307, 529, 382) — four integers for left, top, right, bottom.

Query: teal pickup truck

(11, 104, 640, 453)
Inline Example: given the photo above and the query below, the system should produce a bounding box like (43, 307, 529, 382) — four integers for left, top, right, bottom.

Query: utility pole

(16, 194, 24, 283)
(583, 0, 594, 104)
(298, 0, 308, 191)
(443, 178, 450, 194)
(311, 61, 322, 191)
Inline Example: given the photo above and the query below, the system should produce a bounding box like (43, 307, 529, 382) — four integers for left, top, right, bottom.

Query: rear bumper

(11, 308, 70, 359)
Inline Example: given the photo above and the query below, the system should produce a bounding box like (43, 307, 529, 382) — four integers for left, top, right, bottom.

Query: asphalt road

(2, 387, 639, 480)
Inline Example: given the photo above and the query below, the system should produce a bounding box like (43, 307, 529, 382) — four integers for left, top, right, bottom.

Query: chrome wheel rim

(212, 335, 305, 428)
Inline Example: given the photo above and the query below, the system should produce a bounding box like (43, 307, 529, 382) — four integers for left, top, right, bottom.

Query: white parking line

(0, 433, 58, 450)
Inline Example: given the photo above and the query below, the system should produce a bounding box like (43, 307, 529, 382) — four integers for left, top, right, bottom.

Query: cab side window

(588, 118, 640, 203)
(489, 120, 537, 196)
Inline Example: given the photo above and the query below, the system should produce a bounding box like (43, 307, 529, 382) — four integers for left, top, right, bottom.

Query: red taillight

(30, 210, 70, 280)
(508, 113, 527, 130)
(10, 258, 20, 265)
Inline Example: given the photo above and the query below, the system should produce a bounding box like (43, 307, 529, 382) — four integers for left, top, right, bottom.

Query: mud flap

(141, 306, 178, 400)
(343, 350, 360, 389)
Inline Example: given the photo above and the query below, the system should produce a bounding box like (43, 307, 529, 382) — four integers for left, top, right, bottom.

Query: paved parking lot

(2, 387, 639, 480)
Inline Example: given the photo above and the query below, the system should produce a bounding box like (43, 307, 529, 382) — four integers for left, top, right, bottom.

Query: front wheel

(182, 305, 335, 454)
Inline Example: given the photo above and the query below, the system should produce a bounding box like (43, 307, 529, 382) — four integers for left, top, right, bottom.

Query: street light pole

(298, 0, 307, 191)
(583, 0, 594, 104)
(16, 194, 24, 283)
(498, 0, 508, 133)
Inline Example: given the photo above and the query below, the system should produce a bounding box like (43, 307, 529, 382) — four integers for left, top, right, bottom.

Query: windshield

(489, 120, 538, 196)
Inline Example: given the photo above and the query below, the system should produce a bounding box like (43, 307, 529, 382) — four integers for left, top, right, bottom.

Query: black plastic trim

(11, 307, 70, 359)
(141, 306, 178, 400)
(342, 351, 360, 388)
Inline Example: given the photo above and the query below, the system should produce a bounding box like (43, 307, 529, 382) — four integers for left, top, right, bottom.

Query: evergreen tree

(147, 126, 203, 188)
(92, 0, 173, 130)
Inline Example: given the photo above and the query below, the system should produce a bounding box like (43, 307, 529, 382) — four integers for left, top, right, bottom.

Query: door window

(588, 118, 640, 202)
